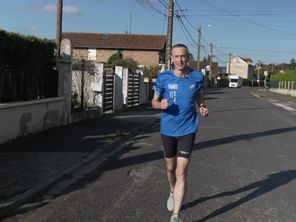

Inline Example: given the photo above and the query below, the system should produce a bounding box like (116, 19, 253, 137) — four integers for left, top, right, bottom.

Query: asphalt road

(3, 87, 296, 222)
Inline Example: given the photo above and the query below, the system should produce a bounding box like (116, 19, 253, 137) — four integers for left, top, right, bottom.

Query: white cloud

(42, 4, 81, 15)
(43, 4, 55, 13)
(63, 6, 81, 15)
(29, 26, 37, 31)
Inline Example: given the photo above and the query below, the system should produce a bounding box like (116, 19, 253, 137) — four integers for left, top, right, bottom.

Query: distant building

(226, 56, 254, 80)
(189, 60, 219, 77)
(62, 32, 167, 68)
(218, 66, 226, 74)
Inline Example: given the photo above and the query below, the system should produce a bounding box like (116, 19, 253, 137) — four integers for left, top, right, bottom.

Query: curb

(0, 118, 159, 219)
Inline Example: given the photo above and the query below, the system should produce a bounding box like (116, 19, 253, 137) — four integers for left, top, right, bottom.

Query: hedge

(270, 70, 296, 82)
(0, 30, 58, 102)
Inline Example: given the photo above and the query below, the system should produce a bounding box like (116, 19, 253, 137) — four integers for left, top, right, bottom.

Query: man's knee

(167, 166, 175, 173)
(166, 158, 176, 173)
(175, 167, 187, 180)
(175, 157, 189, 179)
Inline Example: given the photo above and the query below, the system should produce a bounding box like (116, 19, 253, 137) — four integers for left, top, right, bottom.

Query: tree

(106, 51, 138, 71)
(143, 65, 161, 79)
(290, 58, 296, 70)
(188, 53, 195, 64)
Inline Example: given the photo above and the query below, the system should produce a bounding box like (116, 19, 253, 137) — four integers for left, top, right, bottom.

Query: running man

(151, 44, 209, 222)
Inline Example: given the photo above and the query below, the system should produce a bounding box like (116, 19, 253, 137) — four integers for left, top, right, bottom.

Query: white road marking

(250, 92, 261, 98)
(270, 102, 296, 111)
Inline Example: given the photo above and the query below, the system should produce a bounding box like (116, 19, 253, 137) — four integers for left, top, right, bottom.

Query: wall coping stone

(0, 97, 65, 110)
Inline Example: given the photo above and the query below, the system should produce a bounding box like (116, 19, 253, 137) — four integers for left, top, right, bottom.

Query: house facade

(226, 56, 254, 80)
(62, 32, 167, 68)
(188, 60, 219, 78)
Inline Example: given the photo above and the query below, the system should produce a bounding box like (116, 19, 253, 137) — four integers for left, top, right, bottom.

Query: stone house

(189, 60, 219, 77)
(62, 32, 167, 68)
(227, 56, 254, 80)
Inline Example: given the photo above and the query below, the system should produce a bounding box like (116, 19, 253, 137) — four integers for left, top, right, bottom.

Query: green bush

(105, 51, 138, 71)
(270, 70, 296, 82)
(0, 30, 55, 70)
(143, 65, 161, 79)
(0, 30, 57, 102)
(242, 79, 251, 86)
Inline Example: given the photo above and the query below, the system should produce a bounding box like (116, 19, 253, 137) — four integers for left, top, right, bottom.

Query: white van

(228, 75, 242, 88)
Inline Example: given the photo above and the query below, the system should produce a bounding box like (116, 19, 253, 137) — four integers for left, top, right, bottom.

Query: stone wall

(270, 81, 296, 97)
(0, 39, 73, 145)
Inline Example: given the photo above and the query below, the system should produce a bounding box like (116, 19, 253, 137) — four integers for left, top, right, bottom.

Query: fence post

(114, 66, 124, 111)
(59, 38, 72, 124)
(122, 67, 129, 106)
(137, 65, 145, 105)
(80, 59, 85, 109)
(91, 63, 104, 111)
(143, 78, 150, 104)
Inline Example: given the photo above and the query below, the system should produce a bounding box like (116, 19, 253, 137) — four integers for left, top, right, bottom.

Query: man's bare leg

(165, 157, 177, 192)
(173, 157, 190, 214)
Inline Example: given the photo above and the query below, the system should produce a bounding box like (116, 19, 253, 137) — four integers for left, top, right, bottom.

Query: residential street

(3, 87, 296, 222)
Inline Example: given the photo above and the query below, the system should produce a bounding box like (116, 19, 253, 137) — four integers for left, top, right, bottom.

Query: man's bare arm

(151, 94, 168, 110)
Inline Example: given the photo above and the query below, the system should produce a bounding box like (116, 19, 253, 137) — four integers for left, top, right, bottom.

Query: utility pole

(209, 43, 213, 87)
(197, 26, 201, 71)
(165, 0, 174, 71)
(56, 0, 63, 58)
(228, 53, 232, 74)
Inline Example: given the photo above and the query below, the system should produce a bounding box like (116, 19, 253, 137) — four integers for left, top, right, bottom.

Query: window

(88, 49, 96, 60)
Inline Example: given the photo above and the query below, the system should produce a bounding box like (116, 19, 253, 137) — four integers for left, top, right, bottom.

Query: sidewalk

(0, 104, 161, 218)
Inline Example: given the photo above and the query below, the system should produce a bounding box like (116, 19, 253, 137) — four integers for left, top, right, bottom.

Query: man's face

(171, 46, 188, 71)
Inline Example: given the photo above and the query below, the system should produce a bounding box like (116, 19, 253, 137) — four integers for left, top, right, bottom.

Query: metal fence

(0, 67, 58, 103)
(71, 60, 147, 113)
(102, 69, 114, 113)
(270, 80, 279, 89)
(127, 71, 140, 108)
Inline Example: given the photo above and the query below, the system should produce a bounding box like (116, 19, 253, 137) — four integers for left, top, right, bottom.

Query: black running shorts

(161, 133, 196, 159)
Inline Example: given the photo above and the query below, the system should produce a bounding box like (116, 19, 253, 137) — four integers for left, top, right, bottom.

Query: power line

(219, 45, 296, 55)
(213, 45, 229, 57)
(181, 12, 296, 17)
(175, 13, 197, 45)
(135, 0, 166, 17)
(174, 0, 197, 30)
(213, 55, 228, 64)
(176, 16, 197, 47)
(201, 0, 296, 38)
(158, 0, 170, 10)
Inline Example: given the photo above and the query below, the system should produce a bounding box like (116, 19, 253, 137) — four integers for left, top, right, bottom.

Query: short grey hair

(171, 44, 189, 55)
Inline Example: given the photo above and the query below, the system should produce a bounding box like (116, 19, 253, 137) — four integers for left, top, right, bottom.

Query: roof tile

(62, 32, 167, 50)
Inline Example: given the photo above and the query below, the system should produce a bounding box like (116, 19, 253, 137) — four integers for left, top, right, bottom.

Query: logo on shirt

(168, 84, 178, 90)
(189, 83, 195, 89)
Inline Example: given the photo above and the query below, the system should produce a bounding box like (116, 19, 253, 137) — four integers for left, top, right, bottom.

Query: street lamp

(255, 62, 261, 86)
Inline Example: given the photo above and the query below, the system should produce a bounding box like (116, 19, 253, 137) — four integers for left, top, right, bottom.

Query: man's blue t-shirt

(153, 68, 204, 137)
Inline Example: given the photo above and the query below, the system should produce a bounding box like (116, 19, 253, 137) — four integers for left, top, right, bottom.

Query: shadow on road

(183, 170, 296, 222)
(195, 126, 296, 151)
(5, 125, 296, 219)
(101, 126, 296, 172)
